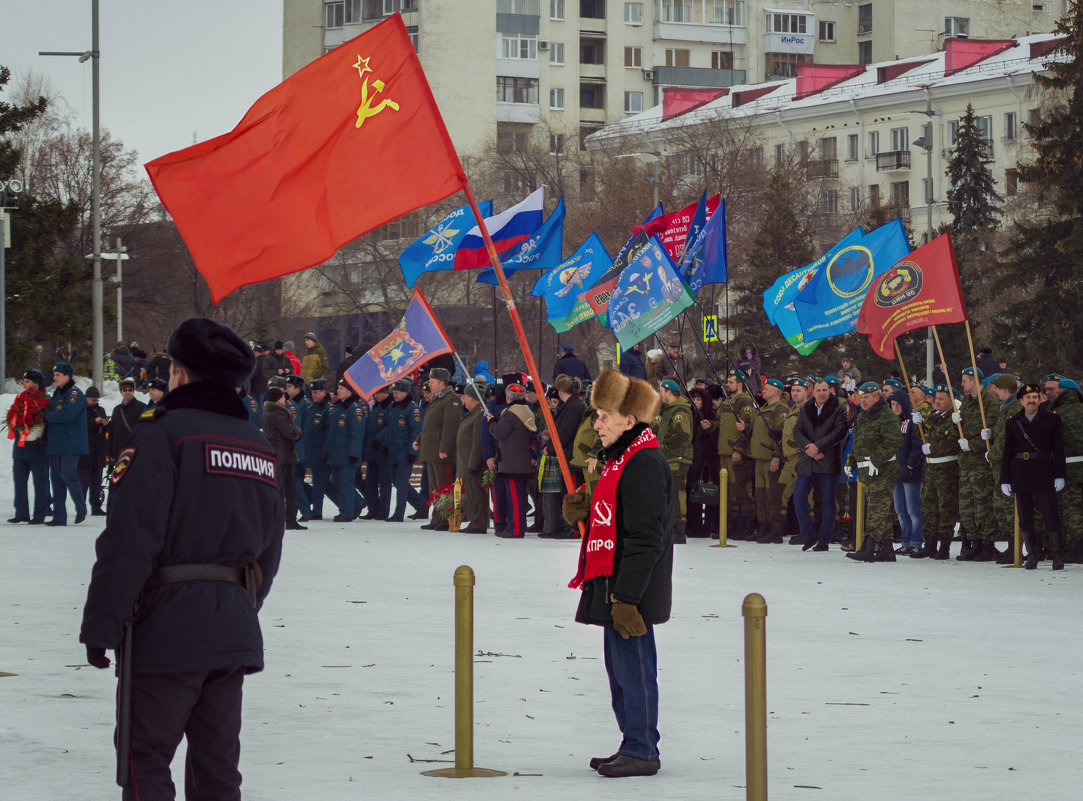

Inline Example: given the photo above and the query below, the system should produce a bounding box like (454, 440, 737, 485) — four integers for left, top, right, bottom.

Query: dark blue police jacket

(323, 397, 366, 466)
(303, 398, 331, 468)
(381, 397, 423, 464)
(46, 379, 89, 456)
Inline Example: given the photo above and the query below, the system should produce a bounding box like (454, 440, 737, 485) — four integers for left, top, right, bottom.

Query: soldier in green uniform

(955, 367, 998, 561)
(909, 384, 934, 425)
(779, 378, 808, 544)
(911, 385, 960, 560)
(751, 378, 791, 543)
(846, 382, 902, 562)
(654, 379, 693, 542)
(571, 398, 602, 492)
(987, 374, 1023, 563)
(716, 368, 756, 538)
(1050, 377, 1083, 562)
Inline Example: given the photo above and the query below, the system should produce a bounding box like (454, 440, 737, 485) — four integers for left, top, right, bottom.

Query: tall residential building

(283, 1, 1066, 159)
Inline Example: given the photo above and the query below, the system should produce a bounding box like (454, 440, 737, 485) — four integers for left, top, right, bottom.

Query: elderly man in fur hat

(563, 369, 674, 778)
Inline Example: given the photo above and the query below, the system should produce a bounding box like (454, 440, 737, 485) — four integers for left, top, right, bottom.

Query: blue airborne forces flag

(532, 231, 613, 331)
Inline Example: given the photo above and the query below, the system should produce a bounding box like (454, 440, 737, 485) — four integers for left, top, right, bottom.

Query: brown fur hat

(591, 369, 661, 422)
(554, 373, 582, 395)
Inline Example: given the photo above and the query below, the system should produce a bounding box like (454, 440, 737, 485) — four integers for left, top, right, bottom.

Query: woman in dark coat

(887, 389, 925, 554)
(685, 387, 718, 537)
(487, 383, 537, 538)
(261, 387, 304, 530)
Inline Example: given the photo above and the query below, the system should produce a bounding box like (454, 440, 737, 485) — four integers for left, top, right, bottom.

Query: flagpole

(450, 351, 493, 417)
(930, 325, 966, 439)
(461, 182, 584, 533)
(962, 319, 991, 458)
(894, 341, 927, 444)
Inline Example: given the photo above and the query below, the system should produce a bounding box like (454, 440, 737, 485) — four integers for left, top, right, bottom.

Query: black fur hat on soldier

(166, 317, 256, 387)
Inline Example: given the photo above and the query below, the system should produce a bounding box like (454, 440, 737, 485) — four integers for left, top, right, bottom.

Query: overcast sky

(1, 0, 284, 167)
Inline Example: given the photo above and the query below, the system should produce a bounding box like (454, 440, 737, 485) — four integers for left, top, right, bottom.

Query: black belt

(155, 563, 258, 606)
(1014, 452, 1050, 461)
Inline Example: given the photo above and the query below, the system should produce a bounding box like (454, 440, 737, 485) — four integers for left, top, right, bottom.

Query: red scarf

(6, 387, 50, 446)
(569, 426, 660, 589)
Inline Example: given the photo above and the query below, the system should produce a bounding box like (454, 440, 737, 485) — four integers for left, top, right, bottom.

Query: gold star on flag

(353, 55, 372, 79)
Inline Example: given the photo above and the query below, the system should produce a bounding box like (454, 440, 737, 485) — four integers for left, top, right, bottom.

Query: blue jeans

(49, 454, 86, 522)
(794, 472, 838, 542)
(893, 481, 924, 547)
(603, 624, 660, 761)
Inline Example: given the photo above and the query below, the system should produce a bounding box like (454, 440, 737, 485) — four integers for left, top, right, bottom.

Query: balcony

(876, 151, 911, 172)
(806, 159, 839, 179)
(652, 66, 745, 87)
(654, 21, 748, 45)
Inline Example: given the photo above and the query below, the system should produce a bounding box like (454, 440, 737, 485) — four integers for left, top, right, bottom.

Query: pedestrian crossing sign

(703, 315, 719, 342)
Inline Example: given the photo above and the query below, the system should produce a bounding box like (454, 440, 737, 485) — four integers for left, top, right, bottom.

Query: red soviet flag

(857, 231, 967, 360)
(145, 14, 466, 302)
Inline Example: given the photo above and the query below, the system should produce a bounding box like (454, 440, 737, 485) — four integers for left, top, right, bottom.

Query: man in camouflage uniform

(911, 386, 960, 560)
(716, 368, 756, 539)
(654, 379, 693, 543)
(846, 382, 902, 562)
(1050, 377, 1083, 562)
(987, 374, 1023, 563)
(909, 384, 934, 425)
(955, 367, 998, 561)
(779, 379, 808, 544)
(751, 379, 791, 543)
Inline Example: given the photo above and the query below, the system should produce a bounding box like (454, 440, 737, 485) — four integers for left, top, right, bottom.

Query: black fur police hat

(309, 379, 328, 391)
(286, 374, 305, 388)
(166, 318, 255, 387)
(147, 378, 168, 393)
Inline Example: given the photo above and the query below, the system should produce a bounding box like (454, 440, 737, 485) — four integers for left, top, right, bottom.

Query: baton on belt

(116, 615, 134, 787)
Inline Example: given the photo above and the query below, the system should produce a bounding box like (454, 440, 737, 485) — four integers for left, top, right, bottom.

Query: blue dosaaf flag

(762, 227, 864, 325)
(676, 190, 709, 264)
(343, 290, 455, 401)
(678, 198, 727, 293)
(532, 231, 613, 322)
(793, 218, 911, 341)
(608, 235, 695, 349)
(476, 196, 566, 284)
(398, 201, 493, 288)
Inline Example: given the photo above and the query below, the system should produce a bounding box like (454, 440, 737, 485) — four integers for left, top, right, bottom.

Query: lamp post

(615, 150, 666, 211)
(103, 237, 129, 344)
(909, 94, 941, 384)
(41, 0, 103, 388)
(0, 178, 25, 382)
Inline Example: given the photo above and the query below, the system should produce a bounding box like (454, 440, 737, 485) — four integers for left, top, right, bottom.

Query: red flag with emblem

(145, 14, 466, 302)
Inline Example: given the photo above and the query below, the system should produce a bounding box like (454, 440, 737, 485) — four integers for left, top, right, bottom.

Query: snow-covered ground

(1, 388, 1081, 800)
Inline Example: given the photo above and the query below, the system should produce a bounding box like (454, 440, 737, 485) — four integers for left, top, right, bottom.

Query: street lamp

(104, 237, 129, 344)
(615, 150, 668, 210)
(0, 178, 25, 382)
(909, 96, 942, 384)
(41, 0, 103, 388)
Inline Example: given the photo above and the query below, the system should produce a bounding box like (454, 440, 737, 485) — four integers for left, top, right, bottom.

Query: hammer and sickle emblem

(355, 78, 400, 129)
(592, 500, 613, 528)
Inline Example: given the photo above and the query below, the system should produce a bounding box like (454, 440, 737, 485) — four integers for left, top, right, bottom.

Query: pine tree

(995, 2, 1083, 373)
(0, 66, 46, 177)
(946, 103, 1002, 236)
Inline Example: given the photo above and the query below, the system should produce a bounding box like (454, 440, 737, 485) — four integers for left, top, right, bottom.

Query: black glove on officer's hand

(562, 490, 590, 525)
(86, 645, 110, 669)
(610, 601, 647, 640)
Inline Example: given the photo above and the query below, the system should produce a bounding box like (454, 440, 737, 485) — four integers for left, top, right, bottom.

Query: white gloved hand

(958, 438, 971, 452)
(1055, 478, 1066, 492)
(1001, 483, 1012, 497)
(984, 451, 990, 464)
(865, 457, 878, 477)
(922, 442, 932, 456)
(911, 412, 923, 425)
(980, 428, 992, 441)
(844, 465, 853, 479)
(951, 412, 962, 424)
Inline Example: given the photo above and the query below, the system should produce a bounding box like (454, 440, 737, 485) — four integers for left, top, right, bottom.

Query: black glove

(610, 601, 647, 640)
(562, 490, 590, 525)
(86, 645, 110, 669)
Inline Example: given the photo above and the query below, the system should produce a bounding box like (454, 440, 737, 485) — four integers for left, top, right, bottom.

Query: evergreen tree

(995, 2, 1083, 373)
(946, 103, 1002, 236)
(0, 66, 46, 178)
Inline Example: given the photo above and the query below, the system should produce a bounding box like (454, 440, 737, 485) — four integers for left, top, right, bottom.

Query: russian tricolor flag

(453, 186, 545, 270)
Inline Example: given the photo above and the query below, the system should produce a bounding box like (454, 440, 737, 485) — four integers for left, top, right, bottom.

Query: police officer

(324, 378, 367, 522)
(46, 362, 88, 526)
(238, 384, 261, 427)
(654, 379, 693, 543)
(144, 378, 168, 411)
(384, 379, 425, 522)
(846, 382, 902, 562)
(750, 378, 790, 543)
(363, 387, 393, 520)
(715, 368, 755, 538)
(301, 379, 332, 521)
(911, 385, 961, 560)
(8, 368, 52, 524)
(285, 375, 313, 520)
(79, 317, 283, 800)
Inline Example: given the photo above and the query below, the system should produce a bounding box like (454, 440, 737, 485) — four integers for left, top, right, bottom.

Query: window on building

(775, 143, 786, 166)
(625, 46, 643, 67)
(948, 120, 959, 147)
(1026, 107, 1040, 138)
(580, 124, 602, 150)
(857, 3, 872, 34)
(868, 183, 880, 207)
(580, 0, 605, 19)
(580, 84, 604, 109)
(766, 52, 812, 78)
(660, 1, 692, 22)
(497, 76, 539, 104)
(867, 130, 880, 158)
(819, 20, 835, 42)
(550, 133, 565, 154)
(857, 40, 872, 64)
(890, 181, 909, 208)
(581, 39, 605, 64)
(408, 29, 418, 51)
(550, 0, 564, 19)
(712, 0, 746, 25)
(625, 91, 643, 113)
(498, 0, 542, 12)
(624, 2, 643, 23)
(550, 87, 565, 109)
(325, 1, 345, 28)
(921, 177, 933, 204)
(820, 136, 837, 161)
(711, 50, 734, 70)
(666, 48, 691, 67)
(580, 168, 595, 199)
(846, 133, 859, 161)
(497, 130, 528, 153)
(821, 190, 839, 213)
(770, 13, 808, 34)
(796, 140, 809, 163)
(1005, 169, 1018, 196)
(1004, 111, 1018, 140)
(945, 17, 969, 37)
(890, 127, 909, 152)
(550, 42, 565, 64)
(849, 186, 861, 211)
(502, 172, 529, 194)
(500, 35, 538, 60)
(975, 115, 993, 144)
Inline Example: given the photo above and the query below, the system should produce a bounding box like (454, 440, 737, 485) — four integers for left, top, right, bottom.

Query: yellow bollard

(1003, 495, 1023, 569)
(712, 467, 736, 548)
(742, 593, 768, 801)
(422, 566, 506, 778)
(855, 481, 865, 551)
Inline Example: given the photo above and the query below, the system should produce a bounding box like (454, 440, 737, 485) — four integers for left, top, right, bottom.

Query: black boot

(874, 539, 897, 562)
(934, 537, 952, 560)
(995, 539, 1016, 564)
(1022, 530, 1039, 569)
(972, 539, 997, 562)
(956, 536, 976, 561)
(756, 519, 784, 544)
(1049, 529, 1064, 571)
(846, 537, 876, 562)
(909, 539, 936, 559)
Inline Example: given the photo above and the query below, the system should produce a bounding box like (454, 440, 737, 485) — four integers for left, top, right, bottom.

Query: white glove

(865, 457, 878, 477)
(1001, 483, 1012, 497)
(844, 465, 853, 479)
(1055, 478, 1066, 492)
(980, 428, 992, 441)
(922, 442, 932, 456)
(958, 438, 971, 452)
(984, 451, 990, 464)
(911, 412, 923, 425)
(951, 412, 962, 424)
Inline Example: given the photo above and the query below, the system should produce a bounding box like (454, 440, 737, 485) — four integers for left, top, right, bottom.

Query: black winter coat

(575, 423, 674, 627)
(1000, 407, 1067, 493)
(547, 395, 585, 456)
(618, 349, 647, 380)
(888, 390, 924, 483)
(552, 352, 592, 382)
(80, 381, 284, 674)
(794, 395, 848, 475)
(80, 404, 111, 470)
(109, 398, 146, 461)
(489, 400, 536, 476)
(261, 402, 302, 464)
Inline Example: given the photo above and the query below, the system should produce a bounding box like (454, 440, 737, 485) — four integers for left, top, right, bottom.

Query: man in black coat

(552, 344, 592, 383)
(563, 369, 673, 778)
(80, 318, 284, 799)
(1000, 382, 1067, 569)
(109, 377, 145, 462)
(618, 343, 647, 380)
(78, 386, 110, 516)
(793, 379, 848, 550)
(262, 387, 305, 531)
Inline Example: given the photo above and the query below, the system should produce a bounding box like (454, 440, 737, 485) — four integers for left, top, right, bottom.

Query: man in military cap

(911, 385, 961, 559)
(1049, 377, 1083, 562)
(301, 379, 333, 521)
(45, 362, 89, 526)
(80, 317, 283, 799)
(363, 386, 393, 520)
(984, 374, 1022, 563)
(384, 379, 425, 522)
(750, 378, 790, 543)
(416, 366, 462, 531)
(324, 379, 367, 522)
(955, 367, 998, 561)
(716, 368, 756, 538)
(144, 378, 168, 411)
(778, 378, 808, 543)
(881, 378, 906, 398)
(283, 375, 312, 520)
(1042, 373, 1065, 408)
(456, 381, 490, 533)
(846, 382, 902, 562)
(654, 379, 693, 543)
(1000, 382, 1067, 569)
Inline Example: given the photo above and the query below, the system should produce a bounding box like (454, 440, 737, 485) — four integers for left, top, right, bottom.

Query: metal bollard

(742, 593, 767, 801)
(422, 566, 506, 778)
(712, 467, 735, 548)
(1003, 496, 1023, 569)
(855, 481, 865, 551)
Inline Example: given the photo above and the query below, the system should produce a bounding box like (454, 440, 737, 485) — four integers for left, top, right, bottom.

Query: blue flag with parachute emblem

(608, 235, 695, 349)
(475, 196, 566, 284)
(532, 231, 613, 323)
(398, 201, 493, 288)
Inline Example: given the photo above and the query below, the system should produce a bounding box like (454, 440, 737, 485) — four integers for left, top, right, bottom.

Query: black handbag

(689, 481, 720, 505)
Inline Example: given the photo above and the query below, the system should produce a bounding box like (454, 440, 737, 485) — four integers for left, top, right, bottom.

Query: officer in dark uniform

(285, 375, 312, 519)
(363, 387, 393, 520)
(324, 378, 367, 522)
(45, 362, 88, 526)
(144, 377, 168, 411)
(301, 379, 332, 521)
(238, 384, 261, 427)
(382, 379, 425, 521)
(1000, 382, 1068, 570)
(79, 317, 283, 800)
